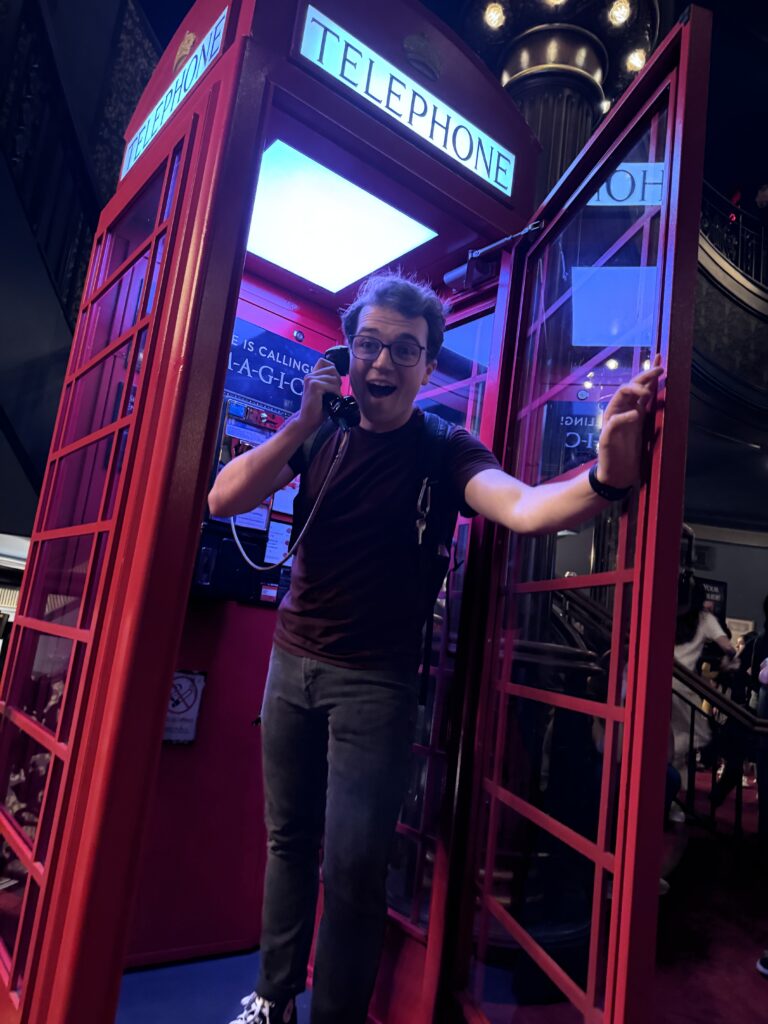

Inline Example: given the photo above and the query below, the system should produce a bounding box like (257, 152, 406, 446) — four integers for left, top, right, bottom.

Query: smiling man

(208, 273, 661, 1024)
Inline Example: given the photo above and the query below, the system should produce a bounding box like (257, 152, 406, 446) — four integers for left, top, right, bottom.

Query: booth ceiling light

(247, 141, 437, 293)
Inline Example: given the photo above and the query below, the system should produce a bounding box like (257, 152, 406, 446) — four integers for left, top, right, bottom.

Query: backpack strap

(289, 419, 339, 549)
(416, 412, 457, 700)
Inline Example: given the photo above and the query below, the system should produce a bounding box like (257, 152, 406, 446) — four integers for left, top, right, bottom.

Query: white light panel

(247, 141, 438, 293)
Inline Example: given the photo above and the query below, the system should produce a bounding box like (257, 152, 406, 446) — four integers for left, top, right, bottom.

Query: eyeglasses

(350, 334, 426, 367)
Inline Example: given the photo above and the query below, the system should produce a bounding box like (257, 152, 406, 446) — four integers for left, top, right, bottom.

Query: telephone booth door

(445, 10, 711, 1024)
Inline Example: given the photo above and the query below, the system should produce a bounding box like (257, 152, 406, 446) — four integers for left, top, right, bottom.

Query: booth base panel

(127, 599, 276, 966)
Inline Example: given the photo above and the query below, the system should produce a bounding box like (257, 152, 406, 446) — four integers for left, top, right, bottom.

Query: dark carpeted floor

(654, 826, 768, 1023)
(116, 787, 768, 1024)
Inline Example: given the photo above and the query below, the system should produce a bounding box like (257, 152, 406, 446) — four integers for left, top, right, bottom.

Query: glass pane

(417, 313, 492, 431)
(161, 144, 183, 223)
(80, 534, 107, 630)
(469, 942, 584, 1024)
(102, 427, 130, 520)
(501, 587, 615, 703)
(0, 720, 52, 842)
(387, 832, 420, 921)
(518, 104, 668, 420)
(45, 436, 114, 530)
(144, 233, 166, 315)
(62, 341, 132, 446)
(400, 752, 428, 830)
(34, 757, 62, 865)
(102, 165, 164, 281)
(7, 630, 72, 734)
(125, 327, 148, 416)
(11, 879, 38, 995)
(0, 840, 27, 960)
(501, 694, 605, 844)
(489, 802, 594, 988)
(414, 671, 437, 747)
(84, 236, 103, 302)
(52, 382, 71, 451)
(25, 535, 93, 628)
(79, 249, 150, 366)
(58, 643, 85, 744)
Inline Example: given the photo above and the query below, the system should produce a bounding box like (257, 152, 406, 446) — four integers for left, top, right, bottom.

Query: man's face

(347, 304, 437, 432)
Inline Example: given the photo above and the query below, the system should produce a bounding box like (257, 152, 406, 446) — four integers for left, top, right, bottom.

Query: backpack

(289, 411, 458, 682)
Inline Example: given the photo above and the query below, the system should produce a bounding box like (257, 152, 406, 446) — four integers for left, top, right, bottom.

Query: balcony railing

(700, 181, 768, 289)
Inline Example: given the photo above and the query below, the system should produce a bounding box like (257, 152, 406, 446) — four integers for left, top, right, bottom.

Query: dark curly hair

(341, 273, 448, 362)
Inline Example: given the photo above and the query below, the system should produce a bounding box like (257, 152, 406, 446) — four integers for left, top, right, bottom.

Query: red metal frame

(441, 10, 712, 1024)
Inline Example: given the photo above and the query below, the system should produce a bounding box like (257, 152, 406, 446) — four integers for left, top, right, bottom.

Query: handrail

(700, 181, 768, 290)
(673, 660, 768, 734)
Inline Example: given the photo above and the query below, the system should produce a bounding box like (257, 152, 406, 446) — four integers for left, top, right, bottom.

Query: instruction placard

(164, 672, 206, 743)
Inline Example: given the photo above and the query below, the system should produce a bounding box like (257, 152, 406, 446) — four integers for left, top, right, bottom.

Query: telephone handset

(230, 346, 355, 573)
(322, 346, 360, 431)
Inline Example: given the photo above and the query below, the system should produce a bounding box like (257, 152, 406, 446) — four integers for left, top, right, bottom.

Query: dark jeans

(256, 644, 418, 1024)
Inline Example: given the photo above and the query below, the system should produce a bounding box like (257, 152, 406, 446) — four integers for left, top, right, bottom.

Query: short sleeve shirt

(674, 611, 726, 672)
(273, 409, 499, 670)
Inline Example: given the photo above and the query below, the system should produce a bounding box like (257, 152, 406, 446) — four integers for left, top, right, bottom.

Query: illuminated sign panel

(588, 163, 664, 206)
(120, 8, 228, 180)
(300, 5, 515, 196)
(247, 141, 437, 293)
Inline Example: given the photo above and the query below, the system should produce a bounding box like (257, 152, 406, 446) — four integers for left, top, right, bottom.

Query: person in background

(755, 599, 768, 978)
(670, 576, 736, 789)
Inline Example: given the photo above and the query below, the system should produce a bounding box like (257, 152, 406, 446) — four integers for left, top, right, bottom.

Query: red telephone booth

(0, 2, 710, 1023)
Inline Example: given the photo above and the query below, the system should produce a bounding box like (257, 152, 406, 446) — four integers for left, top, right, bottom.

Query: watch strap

(588, 464, 632, 501)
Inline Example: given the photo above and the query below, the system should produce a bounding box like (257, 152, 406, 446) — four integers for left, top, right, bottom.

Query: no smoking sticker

(164, 672, 206, 743)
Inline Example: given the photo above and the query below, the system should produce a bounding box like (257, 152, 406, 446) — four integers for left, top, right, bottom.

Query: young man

(209, 273, 662, 1024)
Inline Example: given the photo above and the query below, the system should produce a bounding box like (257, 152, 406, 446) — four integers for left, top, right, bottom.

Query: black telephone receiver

(323, 345, 360, 431)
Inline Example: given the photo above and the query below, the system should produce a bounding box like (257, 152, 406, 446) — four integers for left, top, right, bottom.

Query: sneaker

(658, 878, 671, 896)
(229, 992, 297, 1024)
(668, 805, 686, 824)
(757, 953, 768, 977)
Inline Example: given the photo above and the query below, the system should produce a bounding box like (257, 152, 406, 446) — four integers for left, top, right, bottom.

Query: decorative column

(501, 24, 608, 203)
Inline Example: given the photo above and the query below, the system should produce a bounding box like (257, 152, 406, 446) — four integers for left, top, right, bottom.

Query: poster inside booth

(194, 316, 320, 605)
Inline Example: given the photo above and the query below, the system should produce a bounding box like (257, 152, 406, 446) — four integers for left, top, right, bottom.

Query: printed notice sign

(164, 672, 206, 743)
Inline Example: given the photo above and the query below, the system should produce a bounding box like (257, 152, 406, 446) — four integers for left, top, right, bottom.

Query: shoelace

(228, 992, 268, 1024)
(229, 992, 294, 1024)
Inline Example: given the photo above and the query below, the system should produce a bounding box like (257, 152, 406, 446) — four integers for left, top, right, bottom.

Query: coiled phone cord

(229, 428, 349, 572)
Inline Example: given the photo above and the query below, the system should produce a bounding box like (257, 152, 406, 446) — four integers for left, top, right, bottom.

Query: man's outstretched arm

(465, 359, 663, 535)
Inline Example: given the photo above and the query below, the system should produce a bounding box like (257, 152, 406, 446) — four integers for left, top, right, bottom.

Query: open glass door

(450, 9, 711, 1024)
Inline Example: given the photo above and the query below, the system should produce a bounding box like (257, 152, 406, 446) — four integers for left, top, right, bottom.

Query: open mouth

(367, 382, 397, 398)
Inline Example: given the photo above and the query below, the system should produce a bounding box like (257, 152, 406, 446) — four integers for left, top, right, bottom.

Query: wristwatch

(588, 464, 632, 501)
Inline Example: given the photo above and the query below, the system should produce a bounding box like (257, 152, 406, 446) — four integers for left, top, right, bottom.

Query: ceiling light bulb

(544, 0, 567, 7)
(583, 380, 594, 389)
(626, 49, 647, 72)
(643, 358, 651, 370)
(483, 3, 506, 29)
(609, 0, 631, 27)
(600, 98, 612, 114)
(605, 358, 619, 370)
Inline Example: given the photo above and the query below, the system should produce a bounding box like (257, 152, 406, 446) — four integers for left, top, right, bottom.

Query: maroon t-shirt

(273, 409, 500, 670)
